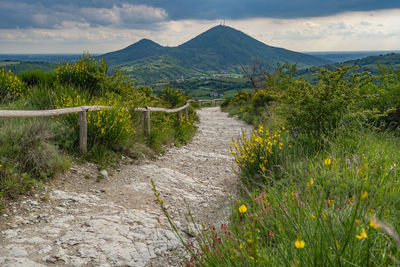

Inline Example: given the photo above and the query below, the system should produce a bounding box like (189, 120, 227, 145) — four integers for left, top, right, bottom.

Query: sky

(0, 0, 399, 54)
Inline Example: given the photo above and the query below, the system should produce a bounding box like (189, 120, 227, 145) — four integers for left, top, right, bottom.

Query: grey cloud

(0, 0, 399, 29)
(0, 1, 168, 29)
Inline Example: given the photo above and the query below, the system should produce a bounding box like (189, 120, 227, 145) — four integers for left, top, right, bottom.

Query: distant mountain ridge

(101, 25, 330, 84)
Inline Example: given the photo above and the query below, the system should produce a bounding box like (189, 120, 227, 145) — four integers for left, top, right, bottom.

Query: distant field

(0, 54, 93, 63)
(0, 61, 56, 73)
(0, 61, 20, 67)
(152, 76, 252, 99)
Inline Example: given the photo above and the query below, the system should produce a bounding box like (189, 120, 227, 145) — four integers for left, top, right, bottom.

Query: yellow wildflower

(294, 239, 306, 249)
(355, 219, 360, 226)
(356, 228, 367, 240)
(361, 191, 368, 199)
(307, 177, 314, 187)
(238, 204, 247, 214)
(324, 157, 332, 165)
(370, 218, 380, 229)
(311, 214, 316, 220)
(369, 209, 374, 214)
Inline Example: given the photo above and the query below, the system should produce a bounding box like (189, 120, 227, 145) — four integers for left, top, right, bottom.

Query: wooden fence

(0, 99, 222, 154)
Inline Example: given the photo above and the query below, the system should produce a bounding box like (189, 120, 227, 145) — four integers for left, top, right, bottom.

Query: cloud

(80, 4, 168, 27)
(1, 1, 400, 30)
(0, 1, 168, 29)
(134, 0, 400, 20)
(0, 1, 399, 53)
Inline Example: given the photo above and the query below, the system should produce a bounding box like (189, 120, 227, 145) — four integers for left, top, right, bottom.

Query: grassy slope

(0, 61, 55, 73)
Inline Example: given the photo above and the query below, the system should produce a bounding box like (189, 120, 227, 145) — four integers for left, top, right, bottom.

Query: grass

(155, 125, 400, 266)
(155, 65, 400, 266)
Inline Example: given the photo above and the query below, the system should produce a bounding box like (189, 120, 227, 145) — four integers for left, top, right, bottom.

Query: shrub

(160, 87, 187, 108)
(19, 70, 56, 87)
(148, 112, 176, 151)
(365, 65, 400, 129)
(54, 93, 136, 153)
(231, 125, 286, 185)
(276, 66, 370, 144)
(55, 54, 108, 96)
(0, 119, 69, 198)
(175, 116, 198, 146)
(252, 89, 273, 108)
(0, 68, 26, 101)
(232, 91, 252, 104)
(220, 97, 232, 109)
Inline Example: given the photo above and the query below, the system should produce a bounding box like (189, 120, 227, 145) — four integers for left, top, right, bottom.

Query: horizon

(1, 50, 400, 56)
(0, 1, 399, 54)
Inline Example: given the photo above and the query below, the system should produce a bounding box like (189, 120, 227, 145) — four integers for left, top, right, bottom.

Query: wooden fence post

(144, 109, 151, 136)
(79, 110, 87, 154)
(184, 107, 189, 118)
(177, 110, 182, 121)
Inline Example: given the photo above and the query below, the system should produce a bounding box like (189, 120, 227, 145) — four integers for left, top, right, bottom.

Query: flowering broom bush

(55, 93, 135, 152)
(55, 54, 108, 96)
(0, 67, 26, 100)
(231, 125, 286, 185)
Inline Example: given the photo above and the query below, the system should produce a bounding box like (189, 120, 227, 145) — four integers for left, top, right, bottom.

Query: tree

(241, 58, 271, 92)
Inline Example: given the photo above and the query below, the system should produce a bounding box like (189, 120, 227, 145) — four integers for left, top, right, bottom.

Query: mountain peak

(179, 24, 264, 50)
(128, 39, 162, 50)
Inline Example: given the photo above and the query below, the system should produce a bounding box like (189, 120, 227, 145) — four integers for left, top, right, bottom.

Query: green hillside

(0, 61, 55, 73)
(298, 53, 400, 81)
(101, 25, 330, 85)
(339, 52, 400, 72)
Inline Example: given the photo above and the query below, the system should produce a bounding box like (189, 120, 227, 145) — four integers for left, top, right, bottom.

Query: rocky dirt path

(0, 107, 252, 267)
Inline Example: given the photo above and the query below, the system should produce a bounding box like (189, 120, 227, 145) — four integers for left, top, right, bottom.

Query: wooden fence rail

(0, 99, 222, 154)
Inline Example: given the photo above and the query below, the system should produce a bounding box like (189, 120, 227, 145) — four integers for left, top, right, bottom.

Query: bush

(0, 119, 69, 198)
(55, 54, 122, 96)
(220, 97, 232, 109)
(364, 65, 400, 129)
(277, 66, 370, 144)
(0, 67, 26, 101)
(233, 91, 252, 104)
(160, 87, 187, 108)
(231, 125, 286, 185)
(19, 70, 56, 87)
(251, 89, 273, 108)
(54, 93, 136, 153)
(175, 116, 198, 146)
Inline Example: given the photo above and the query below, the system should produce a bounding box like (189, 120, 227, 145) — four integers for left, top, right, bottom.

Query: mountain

(179, 26, 328, 67)
(100, 25, 330, 84)
(101, 39, 167, 66)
